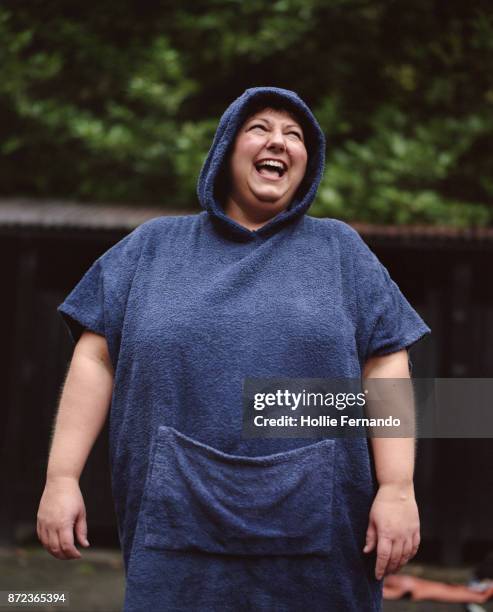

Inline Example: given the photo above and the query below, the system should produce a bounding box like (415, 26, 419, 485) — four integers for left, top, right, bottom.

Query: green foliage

(315, 107, 493, 226)
(1, 1, 493, 225)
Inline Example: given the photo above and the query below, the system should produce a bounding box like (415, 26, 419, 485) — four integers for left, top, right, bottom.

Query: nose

(266, 129, 286, 152)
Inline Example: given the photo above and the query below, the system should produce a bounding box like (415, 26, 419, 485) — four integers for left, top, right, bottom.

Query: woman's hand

(363, 482, 420, 580)
(37, 476, 90, 560)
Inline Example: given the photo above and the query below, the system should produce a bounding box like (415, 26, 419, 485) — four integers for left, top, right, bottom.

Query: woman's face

(225, 108, 308, 226)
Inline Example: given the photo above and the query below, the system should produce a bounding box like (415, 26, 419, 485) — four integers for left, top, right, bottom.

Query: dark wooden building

(1, 198, 492, 565)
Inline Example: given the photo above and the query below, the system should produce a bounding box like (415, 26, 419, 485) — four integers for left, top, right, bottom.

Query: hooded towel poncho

(58, 86, 431, 611)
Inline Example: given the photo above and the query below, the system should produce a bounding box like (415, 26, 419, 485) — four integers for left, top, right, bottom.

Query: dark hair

(241, 95, 308, 142)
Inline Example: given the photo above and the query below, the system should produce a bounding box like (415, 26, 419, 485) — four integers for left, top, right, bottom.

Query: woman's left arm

(362, 349, 420, 580)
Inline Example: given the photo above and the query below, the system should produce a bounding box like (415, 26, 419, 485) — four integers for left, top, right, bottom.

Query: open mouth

(254, 159, 287, 180)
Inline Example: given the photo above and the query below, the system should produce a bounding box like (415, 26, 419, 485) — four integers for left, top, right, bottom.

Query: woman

(38, 86, 431, 611)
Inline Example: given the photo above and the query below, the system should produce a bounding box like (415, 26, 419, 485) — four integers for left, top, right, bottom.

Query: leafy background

(1, 0, 493, 226)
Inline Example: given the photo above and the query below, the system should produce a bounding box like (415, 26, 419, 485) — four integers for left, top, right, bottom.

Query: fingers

(37, 520, 51, 556)
(374, 530, 421, 579)
(398, 530, 420, 569)
(36, 518, 44, 548)
(411, 530, 421, 559)
(75, 513, 90, 548)
(399, 538, 415, 569)
(363, 523, 377, 553)
(36, 480, 88, 561)
(386, 540, 404, 575)
(37, 518, 83, 560)
(375, 536, 392, 580)
(59, 524, 81, 559)
(47, 527, 67, 560)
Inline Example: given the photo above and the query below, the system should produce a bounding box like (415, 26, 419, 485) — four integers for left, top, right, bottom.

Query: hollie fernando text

(253, 415, 401, 427)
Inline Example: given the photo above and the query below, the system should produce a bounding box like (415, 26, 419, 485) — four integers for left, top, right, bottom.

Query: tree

(1, 0, 492, 226)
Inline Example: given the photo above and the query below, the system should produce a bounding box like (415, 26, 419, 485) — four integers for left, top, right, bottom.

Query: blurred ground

(0, 547, 492, 611)
(0, 547, 124, 611)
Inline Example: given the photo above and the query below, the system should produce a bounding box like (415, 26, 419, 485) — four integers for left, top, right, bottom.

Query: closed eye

(249, 124, 302, 140)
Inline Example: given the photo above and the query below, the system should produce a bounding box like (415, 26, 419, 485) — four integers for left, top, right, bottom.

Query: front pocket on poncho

(142, 426, 336, 556)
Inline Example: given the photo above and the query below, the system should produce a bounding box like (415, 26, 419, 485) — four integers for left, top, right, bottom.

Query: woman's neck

(224, 197, 283, 231)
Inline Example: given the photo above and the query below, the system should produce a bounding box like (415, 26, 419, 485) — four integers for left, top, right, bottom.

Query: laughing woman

(37, 87, 430, 611)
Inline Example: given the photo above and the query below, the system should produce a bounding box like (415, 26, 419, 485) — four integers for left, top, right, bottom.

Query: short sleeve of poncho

(339, 222, 430, 364)
(57, 222, 147, 364)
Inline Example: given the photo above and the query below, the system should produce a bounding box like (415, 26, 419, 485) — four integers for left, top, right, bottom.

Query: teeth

(255, 159, 287, 177)
(256, 160, 285, 170)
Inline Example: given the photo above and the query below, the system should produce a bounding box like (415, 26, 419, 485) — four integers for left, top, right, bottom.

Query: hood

(197, 86, 326, 241)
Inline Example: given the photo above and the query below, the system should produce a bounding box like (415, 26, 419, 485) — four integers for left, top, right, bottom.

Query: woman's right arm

(37, 330, 114, 560)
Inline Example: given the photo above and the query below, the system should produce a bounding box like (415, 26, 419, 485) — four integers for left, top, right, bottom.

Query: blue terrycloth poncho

(58, 87, 431, 611)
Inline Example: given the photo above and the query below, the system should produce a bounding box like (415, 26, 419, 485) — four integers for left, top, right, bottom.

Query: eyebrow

(248, 116, 302, 131)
